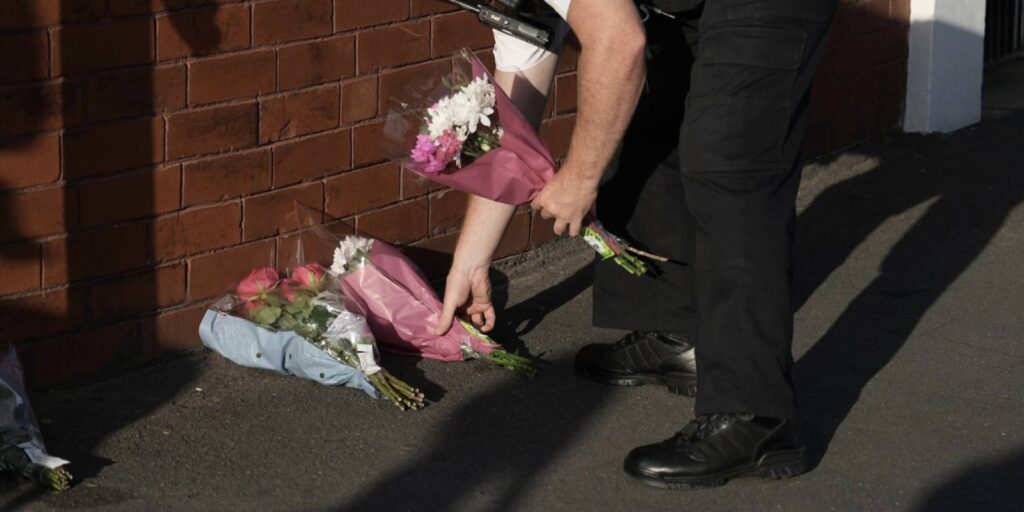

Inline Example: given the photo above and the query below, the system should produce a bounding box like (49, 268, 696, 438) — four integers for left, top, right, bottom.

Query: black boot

(575, 331, 697, 396)
(623, 414, 809, 489)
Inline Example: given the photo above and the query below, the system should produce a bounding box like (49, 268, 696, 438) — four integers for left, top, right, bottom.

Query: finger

(553, 220, 566, 236)
(569, 218, 582, 237)
(473, 312, 485, 326)
(539, 208, 553, 220)
(434, 290, 460, 335)
(481, 307, 496, 333)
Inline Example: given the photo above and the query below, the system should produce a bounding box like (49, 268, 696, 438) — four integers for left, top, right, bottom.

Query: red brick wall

(0, 0, 905, 386)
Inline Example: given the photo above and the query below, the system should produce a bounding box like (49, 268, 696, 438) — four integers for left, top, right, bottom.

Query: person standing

(435, 0, 837, 488)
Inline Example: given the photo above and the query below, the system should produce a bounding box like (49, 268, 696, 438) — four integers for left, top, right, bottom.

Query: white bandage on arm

(492, 0, 572, 72)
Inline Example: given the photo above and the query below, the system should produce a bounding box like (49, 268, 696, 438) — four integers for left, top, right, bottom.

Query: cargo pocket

(680, 26, 807, 171)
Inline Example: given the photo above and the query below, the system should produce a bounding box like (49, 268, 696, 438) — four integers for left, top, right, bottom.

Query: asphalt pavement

(1, 110, 1023, 512)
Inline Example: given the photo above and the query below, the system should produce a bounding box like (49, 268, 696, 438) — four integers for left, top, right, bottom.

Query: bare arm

(531, 0, 647, 236)
(434, 55, 560, 334)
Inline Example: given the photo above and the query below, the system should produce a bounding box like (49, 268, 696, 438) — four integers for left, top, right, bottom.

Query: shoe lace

(669, 416, 710, 446)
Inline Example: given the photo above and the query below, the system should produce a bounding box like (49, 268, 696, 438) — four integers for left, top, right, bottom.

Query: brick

(157, 4, 251, 60)
(183, 149, 272, 206)
(0, 32, 49, 84)
(53, 18, 155, 76)
(341, 76, 378, 123)
(109, 0, 240, 16)
(260, 85, 340, 144)
(411, 0, 459, 17)
(152, 203, 242, 262)
(325, 162, 401, 217)
(475, 48, 497, 75)
(0, 243, 41, 296)
(0, 135, 61, 189)
(0, 81, 84, 138)
(809, 79, 847, 123)
(167, 102, 258, 158)
(0, 187, 72, 243)
(357, 20, 431, 73)
(847, 58, 907, 110)
(494, 210, 530, 258)
(529, 209, 558, 248)
(278, 36, 355, 90)
(0, 0, 106, 30)
(88, 264, 186, 323)
(0, 287, 85, 342)
(242, 182, 324, 240)
(64, 117, 165, 178)
(432, 11, 494, 57)
(253, 0, 333, 45)
(273, 130, 351, 186)
(428, 189, 467, 234)
(335, 0, 408, 32)
(86, 64, 187, 122)
(188, 50, 276, 105)
(356, 199, 428, 244)
(351, 120, 388, 166)
(79, 164, 181, 227)
(23, 321, 139, 387)
(540, 116, 576, 160)
(555, 73, 577, 114)
(378, 59, 451, 110)
(557, 40, 578, 73)
(42, 223, 149, 285)
(141, 304, 209, 357)
(891, 0, 910, 25)
(277, 225, 350, 270)
(847, 0, 890, 37)
(401, 168, 443, 198)
(188, 239, 276, 300)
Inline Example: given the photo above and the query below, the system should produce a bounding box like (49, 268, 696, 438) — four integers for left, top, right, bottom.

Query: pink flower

(291, 263, 327, 292)
(236, 268, 279, 301)
(435, 130, 463, 164)
(411, 134, 436, 163)
(278, 280, 298, 302)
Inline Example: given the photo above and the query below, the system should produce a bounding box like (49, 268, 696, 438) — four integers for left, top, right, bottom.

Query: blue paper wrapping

(198, 310, 380, 399)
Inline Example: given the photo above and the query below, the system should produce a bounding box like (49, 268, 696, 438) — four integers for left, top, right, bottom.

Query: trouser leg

(593, 9, 702, 335)
(680, 0, 837, 419)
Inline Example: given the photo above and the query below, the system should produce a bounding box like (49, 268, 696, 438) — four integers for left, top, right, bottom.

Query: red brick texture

(0, 0, 904, 386)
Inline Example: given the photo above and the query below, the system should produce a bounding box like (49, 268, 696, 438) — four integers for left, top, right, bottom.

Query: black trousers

(593, 0, 837, 419)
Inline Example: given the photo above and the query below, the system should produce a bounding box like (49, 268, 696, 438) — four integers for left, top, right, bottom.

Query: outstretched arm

(434, 48, 561, 335)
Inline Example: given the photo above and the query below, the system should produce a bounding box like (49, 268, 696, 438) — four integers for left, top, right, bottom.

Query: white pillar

(904, 0, 987, 133)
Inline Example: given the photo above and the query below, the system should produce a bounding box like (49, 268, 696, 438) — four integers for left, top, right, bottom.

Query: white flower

(331, 236, 374, 274)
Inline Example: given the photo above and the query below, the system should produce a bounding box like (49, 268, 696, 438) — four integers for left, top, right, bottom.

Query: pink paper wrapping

(387, 50, 556, 206)
(338, 240, 495, 361)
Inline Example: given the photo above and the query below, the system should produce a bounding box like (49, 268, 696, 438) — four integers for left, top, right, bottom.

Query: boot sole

(575, 360, 697, 397)
(624, 448, 809, 490)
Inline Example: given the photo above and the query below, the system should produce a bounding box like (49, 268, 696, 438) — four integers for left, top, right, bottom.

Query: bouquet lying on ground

(384, 48, 663, 276)
(199, 264, 425, 410)
(0, 348, 71, 491)
(328, 233, 536, 376)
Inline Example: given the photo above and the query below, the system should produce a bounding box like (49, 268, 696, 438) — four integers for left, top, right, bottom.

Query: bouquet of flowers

(0, 348, 72, 491)
(199, 264, 425, 410)
(384, 48, 662, 276)
(329, 234, 536, 376)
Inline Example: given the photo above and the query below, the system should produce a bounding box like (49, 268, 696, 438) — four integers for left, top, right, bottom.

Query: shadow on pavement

(331, 355, 612, 512)
(793, 111, 1024, 467)
(913, 445, 1024, 511)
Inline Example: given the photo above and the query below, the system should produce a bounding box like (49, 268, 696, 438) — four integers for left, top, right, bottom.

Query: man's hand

(531, 166, 598, 237)
(434, 262, 496, 335)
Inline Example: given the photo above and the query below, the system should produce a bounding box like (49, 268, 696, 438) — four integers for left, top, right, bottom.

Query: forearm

(561, 0, 647, 184)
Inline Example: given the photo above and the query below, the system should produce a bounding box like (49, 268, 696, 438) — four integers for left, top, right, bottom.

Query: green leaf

(252, 306, 282, 326)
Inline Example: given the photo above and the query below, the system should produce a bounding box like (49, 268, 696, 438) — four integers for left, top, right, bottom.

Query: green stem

(483, 349, 538, 377)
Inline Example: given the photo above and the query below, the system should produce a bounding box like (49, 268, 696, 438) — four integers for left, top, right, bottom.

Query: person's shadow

(913, 444, 1024, 511)
(0, 2, 223, 508)
(792, 110, 1024, 466)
